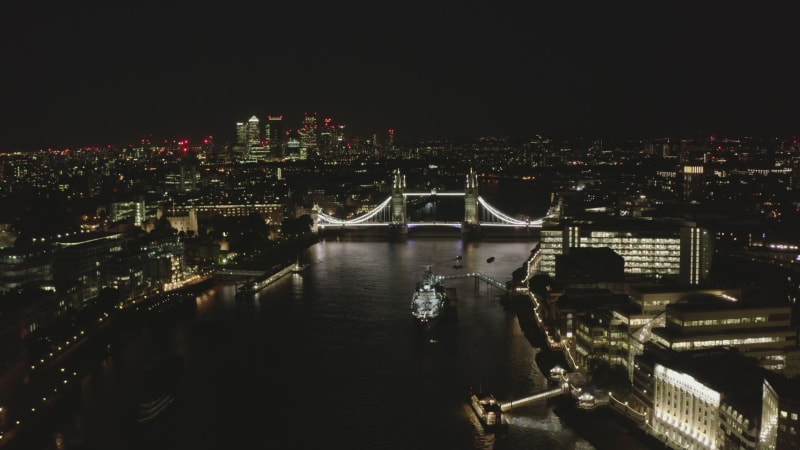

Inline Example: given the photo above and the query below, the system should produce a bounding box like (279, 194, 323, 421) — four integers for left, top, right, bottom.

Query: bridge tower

(390, 168, 408, 236)
(463, 167, 481, 237)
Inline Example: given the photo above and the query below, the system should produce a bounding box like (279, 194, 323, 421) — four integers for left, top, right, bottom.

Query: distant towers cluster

(231, 113, 395, 161)
(235, 116, 262, 147)
(234, 116, 268, 161)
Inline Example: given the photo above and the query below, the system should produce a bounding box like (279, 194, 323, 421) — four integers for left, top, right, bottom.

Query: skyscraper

(267, 115, 284, 158)
(235, 122, 246, 145)
(387, 128, 395, 151)
(682, 164, 705, 202)
(246, 115, 261, 147)
(299, 112, 318, 152)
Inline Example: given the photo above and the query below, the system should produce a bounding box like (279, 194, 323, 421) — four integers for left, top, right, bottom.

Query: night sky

(2, 2, 798, 151)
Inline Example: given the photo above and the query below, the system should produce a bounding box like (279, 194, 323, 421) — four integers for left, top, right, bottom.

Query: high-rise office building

(235, 122, 246, 145)
(682, 165, 705, 202)
(387, 128, 395, 152)
(267, 115, 284, 158)
(299, 112, 318, 152)
(246, 115, 261, 147)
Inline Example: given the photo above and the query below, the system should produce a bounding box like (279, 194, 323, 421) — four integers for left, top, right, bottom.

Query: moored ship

(134, 274, 213, 317)
(410, 265, 447, 326)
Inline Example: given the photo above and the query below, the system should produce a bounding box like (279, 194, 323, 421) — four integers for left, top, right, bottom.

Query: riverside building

(650, 294, 800, 377)
(633, 346, 800, 450)
(539, 217, 714, 285)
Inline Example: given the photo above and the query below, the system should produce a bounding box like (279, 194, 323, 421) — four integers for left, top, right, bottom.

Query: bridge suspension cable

(477, 196, 533, 226)
(315, 195, 548, 227)
(315, 197, 393, 225)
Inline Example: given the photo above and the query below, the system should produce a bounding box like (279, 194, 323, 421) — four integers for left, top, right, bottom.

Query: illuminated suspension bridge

(313, 168, 550, 231)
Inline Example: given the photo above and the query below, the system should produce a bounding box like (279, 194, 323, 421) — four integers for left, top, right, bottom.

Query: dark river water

(11, 238, 657, 450)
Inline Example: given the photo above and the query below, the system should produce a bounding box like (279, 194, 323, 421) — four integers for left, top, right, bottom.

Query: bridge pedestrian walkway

(499, 382, 570, 412)
(441, 272, 507, 290)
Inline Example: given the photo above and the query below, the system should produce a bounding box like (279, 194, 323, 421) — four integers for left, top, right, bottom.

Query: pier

(500, 383, 570, 411)
(441, 272, 508, 291)
(235, 261, 306, 298)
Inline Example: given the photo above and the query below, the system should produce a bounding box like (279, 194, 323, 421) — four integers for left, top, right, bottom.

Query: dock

(236, 261, 306, 299)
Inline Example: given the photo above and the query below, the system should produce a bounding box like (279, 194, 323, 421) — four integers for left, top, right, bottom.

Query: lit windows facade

(654, 303, 799, 376)
(653, 364, 721, 449)
(758, 376, 800, 450)
(760, 380, 780, 450)
(170, 203, 285, 225)
(538, 219, 712, 285)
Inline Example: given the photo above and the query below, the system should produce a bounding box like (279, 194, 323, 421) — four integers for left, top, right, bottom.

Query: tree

(150, 216, 177, 239)
(280, 214, 313, 237)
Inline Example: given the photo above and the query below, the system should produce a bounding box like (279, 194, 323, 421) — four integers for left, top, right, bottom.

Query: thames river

(12, 238, 656, 450)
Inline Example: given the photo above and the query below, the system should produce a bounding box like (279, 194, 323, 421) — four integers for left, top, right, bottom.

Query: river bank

(511, 294, 665, 450)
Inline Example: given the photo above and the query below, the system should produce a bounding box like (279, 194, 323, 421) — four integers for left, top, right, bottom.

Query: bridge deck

(500, 382, 570, 412)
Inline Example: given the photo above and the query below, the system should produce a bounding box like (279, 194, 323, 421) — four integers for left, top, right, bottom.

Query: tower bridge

(313, 168, 549, 237)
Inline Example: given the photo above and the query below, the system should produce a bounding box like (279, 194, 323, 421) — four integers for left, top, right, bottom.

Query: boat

(469, 390, 507, 431)
(486, 256, 495, 263)
(135, 274, 213, 316)
(410, 265, 447, 326)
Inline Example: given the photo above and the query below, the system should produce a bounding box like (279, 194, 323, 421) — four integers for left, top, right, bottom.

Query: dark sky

(2, 2, 798, 150)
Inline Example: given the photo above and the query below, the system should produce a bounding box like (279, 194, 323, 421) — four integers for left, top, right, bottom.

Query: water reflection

(20, 239, 606, 450)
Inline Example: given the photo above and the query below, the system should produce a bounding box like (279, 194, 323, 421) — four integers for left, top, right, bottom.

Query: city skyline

(3, 3, 799, 151)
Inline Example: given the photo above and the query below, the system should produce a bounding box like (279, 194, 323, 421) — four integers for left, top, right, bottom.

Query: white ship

(410, 265, 447, 325)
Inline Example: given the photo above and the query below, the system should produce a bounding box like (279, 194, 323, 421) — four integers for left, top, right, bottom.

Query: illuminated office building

(168, 203, 285, 225)
(560, 286, 747, 380)
(539, 217, 713, 285)
(683, 164, 705, 202)
(0, 247, 53, 293)
(635, 346, 799, 450)
(387, 128, 395, 151)
(53, 232, 125, 306)
(110, 197, 146, 226)
(651, 353, 759, 450)
(760, 375, 800, 450)
(299, 112, 317, 151)
(235, 122, 246, 145)
(245, 115, 261, 146)
(286, 138, 302, 159)
(651, 296, 800, 377)
(246, 145, 270, 161)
